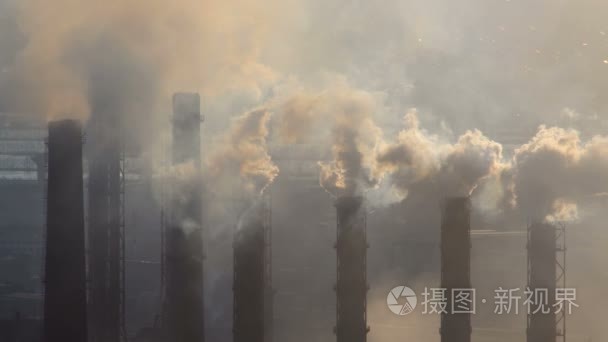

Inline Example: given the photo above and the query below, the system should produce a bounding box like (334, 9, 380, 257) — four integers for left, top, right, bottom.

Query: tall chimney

(335, 195, 368, 342)
(233, 200, 273, 342)
(440, 197, 471, 342)
(88, 110, 124, 342)
(44, 119, 87, 342)
(527, 221, 557, 342)
(163, 92, 205, 342)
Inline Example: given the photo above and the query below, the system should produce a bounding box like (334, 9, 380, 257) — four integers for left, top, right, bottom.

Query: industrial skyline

(2, 0, 608, 341)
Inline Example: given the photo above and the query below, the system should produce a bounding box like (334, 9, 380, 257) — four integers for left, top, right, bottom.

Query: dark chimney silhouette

(440, 197, 471, 342)
(44, 119, 87, 342)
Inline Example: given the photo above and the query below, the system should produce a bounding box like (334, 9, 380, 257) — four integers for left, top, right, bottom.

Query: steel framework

(87, 114, 127, 342)
(526, 221, 566, 342)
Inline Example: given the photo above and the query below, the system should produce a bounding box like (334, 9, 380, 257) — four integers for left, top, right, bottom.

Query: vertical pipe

(263, 194, 273, 342)
(335, 195, 368, 342)
(164, 92, 205, 342)
(527, 221, 557, 342)
(88, 114, 122, 342)
(233, 201, 269, 342)
(440, 197, 471, 342)
(44, 119, 87, 342)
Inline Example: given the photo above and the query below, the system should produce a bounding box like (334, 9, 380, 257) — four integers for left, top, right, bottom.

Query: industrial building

(0, 113, 46, 342)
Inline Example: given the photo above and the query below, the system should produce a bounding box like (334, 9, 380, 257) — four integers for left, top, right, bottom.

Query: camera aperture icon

(387, 286, 417, 315)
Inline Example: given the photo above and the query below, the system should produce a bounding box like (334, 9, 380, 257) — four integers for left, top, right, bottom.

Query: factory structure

(0, 101, 573, 342)
(527, 222, 567, 342)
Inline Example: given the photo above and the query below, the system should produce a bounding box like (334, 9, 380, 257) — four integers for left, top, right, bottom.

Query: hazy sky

(0, 0, 607, 137)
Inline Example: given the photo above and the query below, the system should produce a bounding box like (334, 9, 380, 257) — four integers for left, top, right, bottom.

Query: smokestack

(163, 92, 205, 342)
(527, 221, 557, 342)
(44, 119, 87, 342)
(334, 195, 368, 342)
(88, 111, 124, 342)
(440, 197, 471, 342)
(233, 199, 273, 342)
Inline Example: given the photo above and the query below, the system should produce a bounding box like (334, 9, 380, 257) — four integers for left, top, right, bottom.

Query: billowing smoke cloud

(375, 112, 441, 194)
(274, 79, 384, 197)
(317, 95, 383, 197)
(275, 91, 323, 144)
(1, 0, 286, 156)
(376, 110, 506, 200)
(505, 125, 608, 222)
(206, 109, 278, 197)
(374, 111, 608, 225)
(276, 87, 508, 205)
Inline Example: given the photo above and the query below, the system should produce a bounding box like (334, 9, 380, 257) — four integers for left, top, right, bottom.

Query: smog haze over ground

(1, 0, 608, 341)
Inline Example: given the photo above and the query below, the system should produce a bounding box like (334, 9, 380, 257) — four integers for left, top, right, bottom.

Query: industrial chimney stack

(527, 221, 560, 342)
(163, 92, 205, 342)
(233, 199, 273, 342)
(440, 197, 472, 342)
(334, 195, 368, 342)
(44, 119, 87, 342)
(88, 109, 125, 342)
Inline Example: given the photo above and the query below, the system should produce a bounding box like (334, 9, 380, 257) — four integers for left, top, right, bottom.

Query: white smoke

(505, 125, 608, 222)
(273, 78, 385, 197)
(376, 110, 506, 201)
(206, 109, 279, 197)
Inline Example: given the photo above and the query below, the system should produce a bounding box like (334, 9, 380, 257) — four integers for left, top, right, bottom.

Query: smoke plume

(377, 110, 506, 200)
(1, 0, 284, 156)
(206, 109, 278, 197)
(505, 125, 608, 222)
(318, 99, 383, 197)
(274, 80, 384, 197)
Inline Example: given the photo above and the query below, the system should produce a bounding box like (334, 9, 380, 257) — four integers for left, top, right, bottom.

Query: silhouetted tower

(334, 196, 368, 342)
(88, 110, 126, 342)
(440, 197, 471, 342)
(44, 119, 87, 342)
(527, 221, 566, 342)
(233, 198, 273, 342)
(162, 92, 205, 342)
